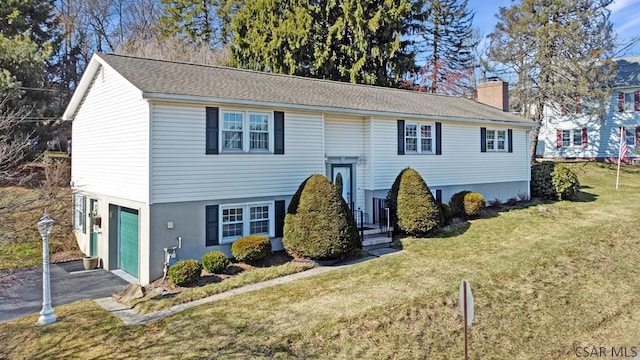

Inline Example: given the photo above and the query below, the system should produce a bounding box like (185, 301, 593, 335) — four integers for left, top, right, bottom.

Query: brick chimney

(477, 77, 509, 112)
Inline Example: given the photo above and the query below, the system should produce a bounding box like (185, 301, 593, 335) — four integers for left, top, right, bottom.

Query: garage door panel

(119, 207, 139, 277)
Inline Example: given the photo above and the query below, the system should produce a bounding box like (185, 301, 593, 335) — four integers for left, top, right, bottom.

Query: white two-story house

(63, 54, 535, 285)
(538, 56, 640, 162)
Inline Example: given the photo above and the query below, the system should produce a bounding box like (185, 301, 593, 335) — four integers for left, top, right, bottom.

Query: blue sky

(467, 0, 640, 56)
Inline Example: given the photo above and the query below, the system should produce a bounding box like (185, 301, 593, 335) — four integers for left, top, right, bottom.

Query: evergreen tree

(412, 0, 476, 95)
(488, 0, 616, 161)
(231, 0, 414, 86)
(159, 0, 224, 47)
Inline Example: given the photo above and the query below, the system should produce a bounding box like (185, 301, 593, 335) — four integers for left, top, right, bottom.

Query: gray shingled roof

(98, 53, 532, 124)
(615, 56, 640, 88)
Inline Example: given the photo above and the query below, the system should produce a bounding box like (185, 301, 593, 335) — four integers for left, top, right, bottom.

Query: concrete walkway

(95, 247, 402, 326)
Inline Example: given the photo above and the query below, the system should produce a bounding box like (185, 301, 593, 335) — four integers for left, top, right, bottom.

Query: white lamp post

(36, 211, 56, 326)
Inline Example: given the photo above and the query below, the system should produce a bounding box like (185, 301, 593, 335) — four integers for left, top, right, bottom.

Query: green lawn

(1, 162, 639, 359)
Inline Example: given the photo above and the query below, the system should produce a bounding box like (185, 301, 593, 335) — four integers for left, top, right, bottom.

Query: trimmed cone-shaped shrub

(284, 174, 360, 259)
(201, 251, 230, 273)
(389, 168, 442, 236)
(167, 259, 201, 286)
(531, 162, 580, 200)
(231, 235, 272, 262)
(334, 172, 343, 197)
(439, 202, 453, 225)
(450, 191, 486, 219)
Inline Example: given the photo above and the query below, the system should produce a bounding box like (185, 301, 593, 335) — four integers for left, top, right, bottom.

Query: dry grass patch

(0, 186, 82, 271)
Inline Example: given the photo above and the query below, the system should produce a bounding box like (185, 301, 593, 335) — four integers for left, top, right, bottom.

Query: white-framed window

(560, 129, 583, 148)
(73, 193, 86, 233)
(221, 110, 272, 152)
(625, 128, 636, 146)
(405, 122, 434, 154)
(220, 202, 274, 243)
(623, 92, 635, 112)
(486, 129, 507, 152)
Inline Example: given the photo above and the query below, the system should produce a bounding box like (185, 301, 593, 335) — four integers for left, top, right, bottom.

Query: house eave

(142, 92, 538, 128)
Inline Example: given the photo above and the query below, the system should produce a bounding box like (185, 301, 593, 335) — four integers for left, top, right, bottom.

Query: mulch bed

(135, 251, 296, 298)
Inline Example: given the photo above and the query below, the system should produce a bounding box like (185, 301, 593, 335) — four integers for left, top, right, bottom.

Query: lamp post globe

(36, 211, 56, 326)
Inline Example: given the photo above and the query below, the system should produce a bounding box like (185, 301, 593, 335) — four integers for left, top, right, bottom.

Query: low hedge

(531, 162, 580, 200)
(167, 259, 202, 286)
(231, 235, 272, 262)
(201, 251, 230, 273)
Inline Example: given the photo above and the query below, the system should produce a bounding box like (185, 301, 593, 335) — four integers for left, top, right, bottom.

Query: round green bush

(531, 162, 580, 200)
(284, 174, 360, 259)
(167, 259, 201, 286)
(450, 191, 486, 219)
(201, 251, 230, 273)
(551, 164, 580, 200)
(388, 167, 442, 236)
(231, 235, 272, 262)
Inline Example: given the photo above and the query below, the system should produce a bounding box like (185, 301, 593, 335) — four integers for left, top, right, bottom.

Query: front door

(332, 165, 352, 208)
(90, 199, 98, 256)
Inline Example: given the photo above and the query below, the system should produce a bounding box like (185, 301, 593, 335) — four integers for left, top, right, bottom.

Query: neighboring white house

(537, 56, 640, 163)
(62, 53, 535, 285)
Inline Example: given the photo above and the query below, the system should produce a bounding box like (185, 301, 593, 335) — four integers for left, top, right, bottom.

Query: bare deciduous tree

(0, 91, 34, 186)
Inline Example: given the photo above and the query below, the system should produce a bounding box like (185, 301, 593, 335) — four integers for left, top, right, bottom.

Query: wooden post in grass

(459, 280, 474, 360)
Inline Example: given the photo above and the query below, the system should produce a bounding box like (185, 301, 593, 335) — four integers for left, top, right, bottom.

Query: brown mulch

(130, 251, 295, 298)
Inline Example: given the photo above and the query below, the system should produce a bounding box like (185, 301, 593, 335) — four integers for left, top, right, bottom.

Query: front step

(362, 234, 393, 248)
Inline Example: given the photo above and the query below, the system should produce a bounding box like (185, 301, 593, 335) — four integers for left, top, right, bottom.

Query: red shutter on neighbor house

(557, 129, 562, 148)
(635, 91, 640, 111)
(561, 105, 567, 116)
(636, 126, 640, 145)
(618, 92, 625, 112)
(581, 128, 588, 148)
(576, 97, 581, 114)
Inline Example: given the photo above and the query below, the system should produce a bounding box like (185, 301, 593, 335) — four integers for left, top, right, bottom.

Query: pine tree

(488, 0, 616, 161)
(230, 0, 414, 86)
(159, 0, 224, 47)
(413, 0, 477, 94)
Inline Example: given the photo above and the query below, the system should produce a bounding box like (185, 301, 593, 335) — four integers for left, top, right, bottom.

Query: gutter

(142, 92, 539, 128)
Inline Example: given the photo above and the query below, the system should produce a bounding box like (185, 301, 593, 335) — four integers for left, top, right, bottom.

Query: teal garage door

(119, 207, 139, 277)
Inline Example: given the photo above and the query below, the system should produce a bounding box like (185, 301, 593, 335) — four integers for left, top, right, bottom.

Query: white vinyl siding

(71, 65, 150, 203)
(539, 91, 640, 159)
(151, 105, 324, 203)
(324, 116, 368, 211)
(372, 119, 529, 190)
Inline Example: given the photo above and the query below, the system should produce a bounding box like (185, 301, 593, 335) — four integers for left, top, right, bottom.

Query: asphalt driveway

(0, 261, 130, 323)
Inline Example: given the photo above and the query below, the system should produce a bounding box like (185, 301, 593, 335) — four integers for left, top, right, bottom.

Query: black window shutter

(508, 129, 513, 153)
(435, 189, 442, 203)
(397, 120, 405, 155)
(435, 122, 442, 155)
(480, 127, 487, 152)
(274, 111, 285, 154)
(205, 205, 219, 246)
(274, 200, 286, 237)
(206, 107, 219, 154)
